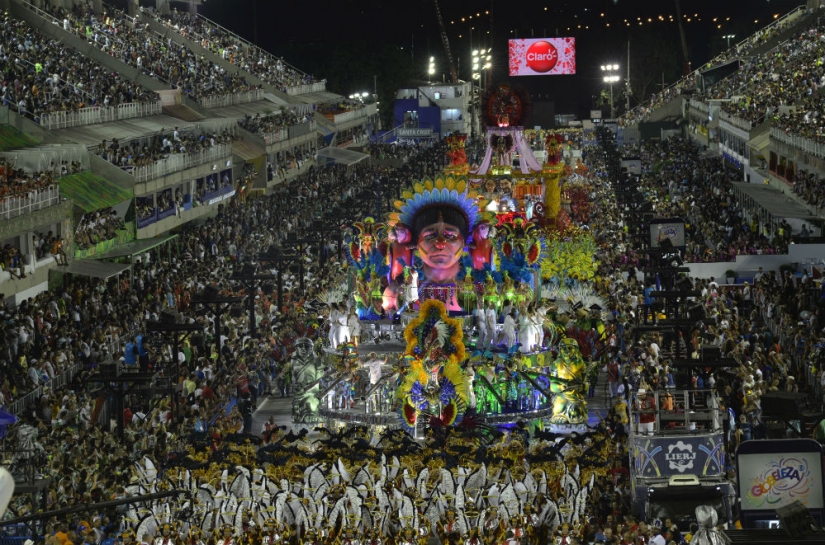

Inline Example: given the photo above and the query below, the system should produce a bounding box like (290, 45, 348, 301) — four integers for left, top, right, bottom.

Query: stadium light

(428, 56, 436, 77)
(601, 63, 621, 119)
(473, 48, 491, 92)
(723, 34, 736, 48)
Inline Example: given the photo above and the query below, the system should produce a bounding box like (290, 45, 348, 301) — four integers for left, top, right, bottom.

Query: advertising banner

(649, 218, 686, 249)
(632, 434, 726, 478)
(739, 451, 824, 510)
(508, 38, 576, 76)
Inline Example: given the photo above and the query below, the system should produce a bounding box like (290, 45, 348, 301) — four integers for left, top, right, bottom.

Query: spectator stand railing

(771, 127, 825, 159)
(689, 99, 710, 116)
(128, 143, 233, 183)
(285, 82, 327, 96)
(719, 109, 759, 131)
(6, 364, 74, 415)
(197, 89, 264, 109)
(39, 100, 163, 131)
(260, 121, 315, 146)
(18, 0, 61, 27)
(263, 128, 289, 146)
(0, 185, 61, 220)
(5, 331, 139, 417)
(332, 107, 370, 125)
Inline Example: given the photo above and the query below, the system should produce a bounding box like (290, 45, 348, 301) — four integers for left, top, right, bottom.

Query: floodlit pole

(601, 64, 620, 119)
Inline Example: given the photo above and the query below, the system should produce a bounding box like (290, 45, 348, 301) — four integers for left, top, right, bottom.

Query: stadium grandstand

(617, 1, 825, 242)
(0, 0, 376, 303)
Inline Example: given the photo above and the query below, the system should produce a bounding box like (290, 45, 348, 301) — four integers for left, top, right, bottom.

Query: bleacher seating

(154, 10, 325, 94)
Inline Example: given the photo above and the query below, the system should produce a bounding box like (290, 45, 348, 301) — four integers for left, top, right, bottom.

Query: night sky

(186, 0, 801, 117)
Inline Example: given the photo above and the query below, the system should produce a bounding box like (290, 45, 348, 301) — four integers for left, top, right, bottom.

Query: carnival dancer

(406, 267, 419, 305)
(502, 310, 518, 349)
(363, 529, 383, 545)
(437, 509, 461, 543)
(518, 305, 533, 353)
(474, 300, 488, 349)
(337, 306, 349, 346)
(346, 307, 361, 347)
(217, 525, 236, 545)
(530, 305, 543, 350)
(507, 515, 525, 542)
(328, 303, 341, 349)
(484, 300, 498, 349)
(261, 520, 283, 545)
(481, 506, 504, 543)
(361, 352, 388, 413)
(154, 525, 175, 545)
(336, 525, 362, 545)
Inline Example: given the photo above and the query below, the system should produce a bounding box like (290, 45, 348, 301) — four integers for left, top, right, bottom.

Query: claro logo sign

(525, 41, 558, 73)
(508, 38, 576, 76)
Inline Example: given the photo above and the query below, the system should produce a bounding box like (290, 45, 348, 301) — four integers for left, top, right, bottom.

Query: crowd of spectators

(791, 169, 825, 212)
(94, 127, 238, 174)
(156, 10, 323, 92)
(583, 133, 825, 498)
(366, 142, 422, 161)
(0, 141, 453, 539)
(2, 126, 824, 544)
(0, 160, 62, 201)
(237, 108, 312, 137)
(74, 208, 125, 250)
(52, 5, 260, 102)
(713, 20, 825, 128)
(0, 11, 158, 122)
(620, 7, 815, 127)
(621, 138, 790, 261)
(267, 145, 316, 182)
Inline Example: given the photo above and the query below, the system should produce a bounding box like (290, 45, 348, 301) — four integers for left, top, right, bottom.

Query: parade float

(308, 88, 604, 435)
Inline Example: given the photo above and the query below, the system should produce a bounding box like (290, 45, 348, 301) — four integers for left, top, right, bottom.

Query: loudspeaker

(202, 284, 220, 300)
(700, 346, 721, 362)
(776, 500, 815, 537)
(760, 391, 807, 419)
(160, 310, 178, 325)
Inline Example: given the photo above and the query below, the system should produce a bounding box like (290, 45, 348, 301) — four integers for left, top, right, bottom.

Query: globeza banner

(739, 451, 824, 510)
(633, 434, 726, 478)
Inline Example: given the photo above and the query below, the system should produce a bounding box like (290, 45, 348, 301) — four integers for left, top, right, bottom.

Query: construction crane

(433, 0, 459, 83)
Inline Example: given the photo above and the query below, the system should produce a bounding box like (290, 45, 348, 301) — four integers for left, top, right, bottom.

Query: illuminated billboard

(739, 450, 824, 510)
(736, 439, 825, 529)
(508, 38, 576, 76)
(649, 218, 686, 250)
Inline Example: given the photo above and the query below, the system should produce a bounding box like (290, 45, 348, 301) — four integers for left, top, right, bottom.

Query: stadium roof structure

(58, 171, 133, 212)
(208, 100, 294, 119)
(93, 234, 178, 261)
(64, 259, 130, 280)
(732, 182, 820, 221)
(290, 91, 345, 105)
(50, 114, 203, 148)
(316, 146, 370, 167)
(0, 125, 38, 151)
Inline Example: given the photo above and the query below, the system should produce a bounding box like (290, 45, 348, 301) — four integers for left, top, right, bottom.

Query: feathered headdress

(389, 176, 491, 240)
